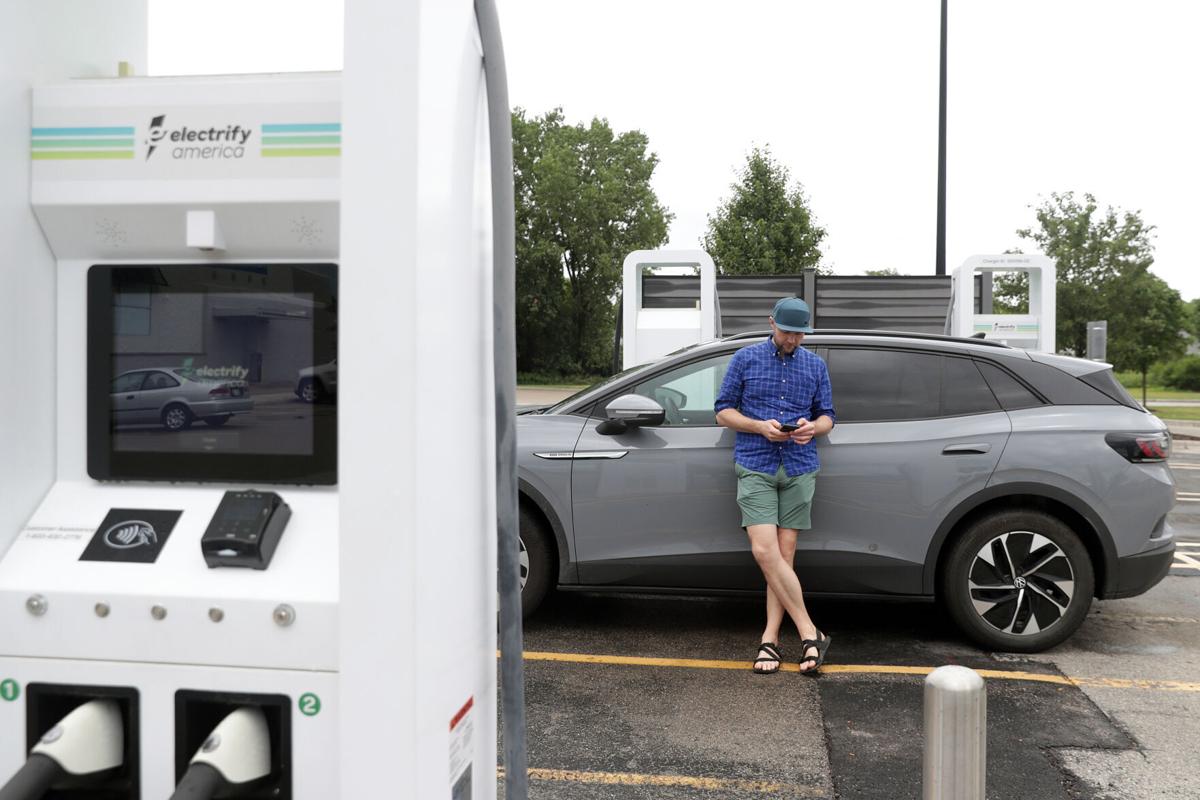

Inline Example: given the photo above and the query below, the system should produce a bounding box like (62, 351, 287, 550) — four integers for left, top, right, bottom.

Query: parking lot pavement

(500, 451, 1200, 799)
(506, 587, 1200, 800)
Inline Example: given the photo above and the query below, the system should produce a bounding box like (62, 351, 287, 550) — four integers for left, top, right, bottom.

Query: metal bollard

(923, 665, 986, 800)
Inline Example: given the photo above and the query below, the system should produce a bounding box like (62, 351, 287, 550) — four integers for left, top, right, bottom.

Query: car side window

(112, 372, 146, 393)
(630, 352, 734, 426)
(976, 361, 1044, 410)
(828, 348, 941, 422)
(143, 371, 180, 391)
(942, 357, 1001, 416)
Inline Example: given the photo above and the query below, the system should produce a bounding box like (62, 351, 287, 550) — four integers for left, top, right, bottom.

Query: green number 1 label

(298, 693, 321, 717)
(0, 680, 19, 702)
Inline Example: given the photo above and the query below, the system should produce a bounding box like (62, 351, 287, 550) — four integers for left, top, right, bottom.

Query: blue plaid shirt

(714, 337, 836, 476)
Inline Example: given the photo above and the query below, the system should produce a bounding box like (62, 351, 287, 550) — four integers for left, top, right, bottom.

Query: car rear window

(943, 357, 1001, 416)
(827, 348, 999, 422)
(975, 362, 1045, 410)
(1079, 369, 1143, 410)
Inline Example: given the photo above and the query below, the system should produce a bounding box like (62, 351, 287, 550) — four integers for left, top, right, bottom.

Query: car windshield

(544, 359, 668, 414)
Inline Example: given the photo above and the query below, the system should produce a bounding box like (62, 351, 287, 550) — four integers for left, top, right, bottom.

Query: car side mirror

(596, 394, 665, 435)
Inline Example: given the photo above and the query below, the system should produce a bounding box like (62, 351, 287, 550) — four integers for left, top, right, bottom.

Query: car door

(111, 371, 149, 426)
(571, 349, 761, 589)
(137, 370, 183, 423)
(806, 347, 1011, 595)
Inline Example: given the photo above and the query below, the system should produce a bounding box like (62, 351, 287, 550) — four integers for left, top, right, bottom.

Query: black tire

(161, 403, 193, 431)
(203, 415, 231, 427)
(519, 505, 555, 617)
(940, 509, 1094, 653)
(298, 378, 319, 403)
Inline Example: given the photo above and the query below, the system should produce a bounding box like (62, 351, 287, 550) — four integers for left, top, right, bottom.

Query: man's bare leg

(758, 527, 798, 671)
(747, 524, 820, 671)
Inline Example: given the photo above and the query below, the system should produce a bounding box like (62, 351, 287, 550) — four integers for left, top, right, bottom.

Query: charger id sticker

(449, 696, 474, 800)
(80, 509, 182, 564)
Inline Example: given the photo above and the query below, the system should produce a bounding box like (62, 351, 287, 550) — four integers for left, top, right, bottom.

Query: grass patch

(1115, 372, 1200, 402)
(517, 371, 606, 387)
(1148, 406, 1200, 421)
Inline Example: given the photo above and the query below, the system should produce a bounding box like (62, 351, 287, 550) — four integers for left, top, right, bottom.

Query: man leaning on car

(714, 297, 835, 675)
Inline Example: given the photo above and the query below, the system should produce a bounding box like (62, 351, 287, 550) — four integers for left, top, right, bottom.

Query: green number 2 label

(0, 680, 19, 702)
(298, 693, 321, 717)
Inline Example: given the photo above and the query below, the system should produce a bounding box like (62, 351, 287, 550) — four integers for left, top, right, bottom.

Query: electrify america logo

(146, 114, 253, 161)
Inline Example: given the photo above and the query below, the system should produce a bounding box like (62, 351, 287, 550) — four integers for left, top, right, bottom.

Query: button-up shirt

(714, 337, 836, 476)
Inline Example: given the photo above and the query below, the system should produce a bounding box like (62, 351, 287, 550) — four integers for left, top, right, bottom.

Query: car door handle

(534, 451, 628, 460)
(942, 443, 991, 455)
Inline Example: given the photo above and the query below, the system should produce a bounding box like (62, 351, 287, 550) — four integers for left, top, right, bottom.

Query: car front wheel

(941, 510, 1094, 653)
(518, 505, 554, 618)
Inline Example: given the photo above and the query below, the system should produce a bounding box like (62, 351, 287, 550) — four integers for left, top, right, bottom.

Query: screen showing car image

(88, 264, 337, 484)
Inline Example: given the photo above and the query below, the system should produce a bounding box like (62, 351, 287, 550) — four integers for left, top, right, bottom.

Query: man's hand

(789, 418, 817, 445)
(759, 420, 791, 442)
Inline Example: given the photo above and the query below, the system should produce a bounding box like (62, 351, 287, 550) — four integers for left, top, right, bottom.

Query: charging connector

(170, 707, 271, 800)
(0, 699, 124, 800)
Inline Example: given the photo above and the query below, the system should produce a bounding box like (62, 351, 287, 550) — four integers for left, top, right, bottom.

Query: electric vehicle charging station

(949, 254, 1057, 352)
(0, 1, 514, 797)
(621, 249, 718, 368)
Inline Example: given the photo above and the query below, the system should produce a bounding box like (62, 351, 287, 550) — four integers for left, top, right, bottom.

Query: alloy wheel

(165, 407, 188, 430)
(518, 536, 529, 591)
(968, 530, 1075, 636)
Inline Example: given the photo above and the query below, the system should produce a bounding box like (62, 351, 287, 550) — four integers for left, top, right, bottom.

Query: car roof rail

(721, 328, 1013, 349)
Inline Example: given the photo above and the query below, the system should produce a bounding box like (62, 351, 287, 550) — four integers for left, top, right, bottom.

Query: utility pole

(936, 0, 948, 275)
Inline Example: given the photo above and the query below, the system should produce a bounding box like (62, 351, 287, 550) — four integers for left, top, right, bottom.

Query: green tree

(1106, 270, 1186, 404)
(865, 268, 900, 276)
(703, 147, 826, 275)
(513, 109, 671, 374)
(1182, 298, 1200, 343)
(1015, 192, 1157, 357)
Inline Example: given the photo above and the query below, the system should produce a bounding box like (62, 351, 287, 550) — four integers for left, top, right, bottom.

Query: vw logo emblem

(102, 520, 158, 550)
(1014, 576, 1027, 589)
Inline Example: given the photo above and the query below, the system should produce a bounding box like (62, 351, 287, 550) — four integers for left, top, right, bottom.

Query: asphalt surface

(500, 412, 1200, 800)
(114, 388, 330, 454)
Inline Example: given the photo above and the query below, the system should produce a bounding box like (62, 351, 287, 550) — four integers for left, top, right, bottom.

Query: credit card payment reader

(201, 490, 292, 570)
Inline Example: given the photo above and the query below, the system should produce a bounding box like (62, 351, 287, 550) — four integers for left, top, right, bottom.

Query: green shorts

(734, 464, 818, 530)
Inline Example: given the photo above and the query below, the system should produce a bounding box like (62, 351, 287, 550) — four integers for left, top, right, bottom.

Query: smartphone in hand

(779, 422, 800, 433)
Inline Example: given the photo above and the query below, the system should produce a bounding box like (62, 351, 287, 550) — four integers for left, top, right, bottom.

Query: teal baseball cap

(771, 297, 814, 333)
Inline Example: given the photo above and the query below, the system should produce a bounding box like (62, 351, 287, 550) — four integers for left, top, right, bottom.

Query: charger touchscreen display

(88, 264, 337, 484)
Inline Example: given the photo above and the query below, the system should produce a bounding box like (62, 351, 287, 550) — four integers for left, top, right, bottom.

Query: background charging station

(0, 1, 500, 797)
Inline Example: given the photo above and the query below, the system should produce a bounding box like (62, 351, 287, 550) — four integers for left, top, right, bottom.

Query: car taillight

(209, 385, 230, 396)
(1105, 431, 1170, 462)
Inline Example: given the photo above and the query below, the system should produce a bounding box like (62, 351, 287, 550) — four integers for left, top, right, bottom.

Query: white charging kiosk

(621, 249, 718, 368)
(0, 2, 499, 797)
(950, 254, 1057, 352)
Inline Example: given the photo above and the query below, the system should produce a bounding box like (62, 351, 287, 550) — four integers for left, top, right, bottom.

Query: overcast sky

(148, 0, 1200, 299)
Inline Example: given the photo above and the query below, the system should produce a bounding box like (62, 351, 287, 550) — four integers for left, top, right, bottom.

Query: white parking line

(1172, 541, 1200, 571)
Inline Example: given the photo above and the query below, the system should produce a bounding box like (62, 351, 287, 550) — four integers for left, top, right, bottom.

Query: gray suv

(516, 330, 1176, 652)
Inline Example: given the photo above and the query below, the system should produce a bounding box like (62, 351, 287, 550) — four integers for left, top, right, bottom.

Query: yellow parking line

(517, 650, 1200, 692)
(497, 767, 822, 796)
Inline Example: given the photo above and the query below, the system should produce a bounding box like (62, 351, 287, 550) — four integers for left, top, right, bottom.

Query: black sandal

(798, 631, 831, 674)
(752, 642, 783, 675)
